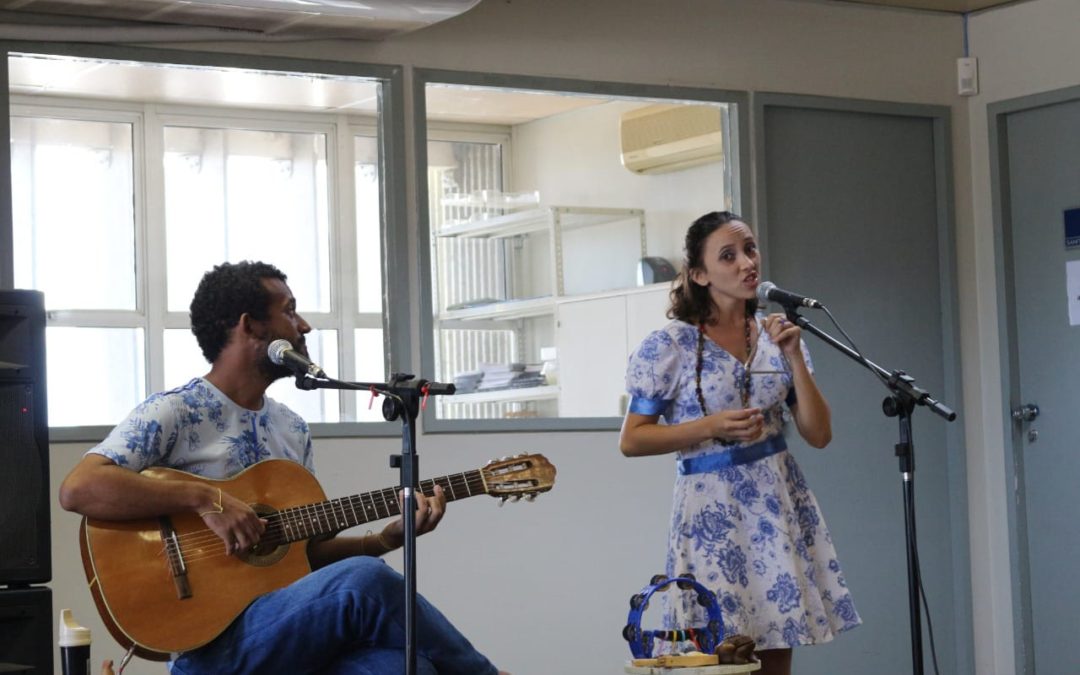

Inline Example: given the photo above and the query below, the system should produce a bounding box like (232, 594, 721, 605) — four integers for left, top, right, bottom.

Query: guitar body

(80, 460, 325, 660)
(78, 453, 555, 660)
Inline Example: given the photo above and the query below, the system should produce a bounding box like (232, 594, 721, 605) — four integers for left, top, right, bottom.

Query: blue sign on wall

(1067, 207, 1080, 249)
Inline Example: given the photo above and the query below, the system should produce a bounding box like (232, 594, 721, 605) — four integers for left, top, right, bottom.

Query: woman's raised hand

(764, 313, 802, 357)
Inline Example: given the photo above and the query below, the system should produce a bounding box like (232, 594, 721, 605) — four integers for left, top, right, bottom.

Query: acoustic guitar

(79, 454, 556, 660)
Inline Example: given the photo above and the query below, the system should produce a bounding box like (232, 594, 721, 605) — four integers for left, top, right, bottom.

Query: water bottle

(59, 608, 91, 675)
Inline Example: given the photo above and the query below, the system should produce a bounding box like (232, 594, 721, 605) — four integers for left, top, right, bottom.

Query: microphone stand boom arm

(785, 312, 955, 422)
(785, 308, 954, 675)
(295, 372, 455, 675)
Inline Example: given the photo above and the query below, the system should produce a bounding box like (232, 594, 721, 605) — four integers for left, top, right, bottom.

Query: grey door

(1001, 94, 1080, 674)
(757, 98, 969, 674)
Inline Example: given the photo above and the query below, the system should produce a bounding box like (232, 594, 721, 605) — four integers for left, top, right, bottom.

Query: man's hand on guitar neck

(198, 485, 267, 556)
(307, 485, 448, 569)
(378, 485, 447, 548)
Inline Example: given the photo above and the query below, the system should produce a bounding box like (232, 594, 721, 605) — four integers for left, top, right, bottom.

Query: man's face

(254, 277, 311, 381)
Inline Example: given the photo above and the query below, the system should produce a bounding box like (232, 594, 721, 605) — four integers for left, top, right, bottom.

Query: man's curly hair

(190, 261, 288, 363)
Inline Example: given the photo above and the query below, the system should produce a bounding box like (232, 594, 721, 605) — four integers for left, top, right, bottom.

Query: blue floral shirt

(88, 378, 313, 479)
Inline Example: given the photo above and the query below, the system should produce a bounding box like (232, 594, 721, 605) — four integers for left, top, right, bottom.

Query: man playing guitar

(60, 261, 507, 675)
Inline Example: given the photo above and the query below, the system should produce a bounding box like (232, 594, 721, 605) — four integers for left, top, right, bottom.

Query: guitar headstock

(482, 454, 556, 504)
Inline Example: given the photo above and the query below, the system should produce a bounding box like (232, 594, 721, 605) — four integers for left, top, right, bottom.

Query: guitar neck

(271, 469, 487, 544)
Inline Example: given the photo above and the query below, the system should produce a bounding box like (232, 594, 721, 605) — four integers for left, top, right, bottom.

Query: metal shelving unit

(436, 205, 646, 314)
(433, 201, 646, 413)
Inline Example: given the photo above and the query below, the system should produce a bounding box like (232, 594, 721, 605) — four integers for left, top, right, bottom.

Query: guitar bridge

(160, 517, 192, 600)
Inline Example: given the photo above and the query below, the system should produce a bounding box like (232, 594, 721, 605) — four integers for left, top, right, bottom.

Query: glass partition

(420, 76, 745, 427)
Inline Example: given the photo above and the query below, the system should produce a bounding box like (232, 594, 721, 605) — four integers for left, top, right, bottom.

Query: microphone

(756, 281, 823, 309)
(268, 339, 326, 379)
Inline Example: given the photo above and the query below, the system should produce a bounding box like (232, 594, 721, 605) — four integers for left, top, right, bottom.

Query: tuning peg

(500, 456, 509, 461)
(485, 459, 494, 466)
(498, 496, 507, 507)
(525, 494, 536, 502)
(511, 495, 521, 503)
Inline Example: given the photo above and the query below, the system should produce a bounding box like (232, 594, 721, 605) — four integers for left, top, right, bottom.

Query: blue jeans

(171, 557, 497, 675)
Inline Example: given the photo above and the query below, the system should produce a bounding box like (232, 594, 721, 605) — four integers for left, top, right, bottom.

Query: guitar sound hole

(239, 503, 289, 567)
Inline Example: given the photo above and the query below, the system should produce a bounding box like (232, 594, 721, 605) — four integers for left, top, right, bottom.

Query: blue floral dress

(626, 319, 860, 650)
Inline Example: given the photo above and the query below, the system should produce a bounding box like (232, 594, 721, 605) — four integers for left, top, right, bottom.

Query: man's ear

(238, 312, 267, 341)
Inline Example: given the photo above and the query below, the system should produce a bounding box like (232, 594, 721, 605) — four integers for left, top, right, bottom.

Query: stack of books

(453, 363, 545, 393)
(452, 370, 484, 394)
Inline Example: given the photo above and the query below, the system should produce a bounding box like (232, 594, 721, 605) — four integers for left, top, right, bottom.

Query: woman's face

(690, 220, 760, 304)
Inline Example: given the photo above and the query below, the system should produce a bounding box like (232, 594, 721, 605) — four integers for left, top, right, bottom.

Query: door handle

(1011, 403, 1040, 423)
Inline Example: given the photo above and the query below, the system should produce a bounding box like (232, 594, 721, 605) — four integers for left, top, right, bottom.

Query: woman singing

(620, 211, 860, 675)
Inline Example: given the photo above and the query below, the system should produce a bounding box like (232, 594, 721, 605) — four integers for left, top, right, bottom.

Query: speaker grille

(0, 290, 50, 585)
(0, 384, 42, 574)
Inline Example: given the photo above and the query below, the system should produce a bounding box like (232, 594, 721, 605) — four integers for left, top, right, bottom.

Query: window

(7, 52, 401, 431)
(418, 74, 746, 430)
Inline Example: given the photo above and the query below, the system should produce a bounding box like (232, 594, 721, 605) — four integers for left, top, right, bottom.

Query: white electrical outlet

(957, 57, 979, 96)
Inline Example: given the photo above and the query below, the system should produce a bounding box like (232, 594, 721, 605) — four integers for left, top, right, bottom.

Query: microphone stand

(296, 372, 455, 675)
(781, 306, 955, 675)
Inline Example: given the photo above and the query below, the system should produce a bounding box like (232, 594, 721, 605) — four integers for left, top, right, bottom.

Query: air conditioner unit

(620, 104, 724, 174)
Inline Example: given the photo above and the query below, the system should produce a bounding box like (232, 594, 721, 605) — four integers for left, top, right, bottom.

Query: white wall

(32, 0, 995, 673)
(962, 1, 1080, 673)
(511, 99, 726, 269)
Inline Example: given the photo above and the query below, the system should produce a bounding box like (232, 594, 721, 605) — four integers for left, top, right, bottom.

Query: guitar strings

(162, 473, 490, 565)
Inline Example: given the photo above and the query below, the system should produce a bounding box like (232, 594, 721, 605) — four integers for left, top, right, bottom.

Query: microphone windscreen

(756, 281, 777, 304)
(267, 339, 292, 365)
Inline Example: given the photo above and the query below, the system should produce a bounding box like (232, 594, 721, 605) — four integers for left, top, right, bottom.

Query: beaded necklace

(696, 313, 753, 446)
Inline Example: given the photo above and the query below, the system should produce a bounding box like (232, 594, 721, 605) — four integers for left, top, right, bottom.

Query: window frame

(0, 42, 411, 441)
(414, 68, 751, 433)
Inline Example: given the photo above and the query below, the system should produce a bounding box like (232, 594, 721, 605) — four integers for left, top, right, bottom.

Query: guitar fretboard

(266, 470, 487, 545)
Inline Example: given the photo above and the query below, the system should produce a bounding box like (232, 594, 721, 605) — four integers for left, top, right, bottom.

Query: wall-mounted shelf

(441, 384, 559, 406)
(437, 206, 645, 241)
(441, 296, 554, 322)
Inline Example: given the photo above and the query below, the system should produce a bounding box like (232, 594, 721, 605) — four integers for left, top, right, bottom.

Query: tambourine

(621, 573, 723, 659)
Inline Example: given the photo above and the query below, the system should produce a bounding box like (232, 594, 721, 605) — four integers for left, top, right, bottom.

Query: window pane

(355, 135, 383, 314)
(47, 328, 145, 427)
(10, 117, 136, 310)
(164, 127, 331, 313)
(164, 328, 339, 423)
(353, 328, 386, 422)
(425, 84, 735, 421)
(162, 328, 212, 392)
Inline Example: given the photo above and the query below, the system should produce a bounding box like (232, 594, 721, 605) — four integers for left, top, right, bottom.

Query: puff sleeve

(625, 327, 684, 420)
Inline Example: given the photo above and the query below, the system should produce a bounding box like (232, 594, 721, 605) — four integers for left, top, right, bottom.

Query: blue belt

(677, 435, 788, 475)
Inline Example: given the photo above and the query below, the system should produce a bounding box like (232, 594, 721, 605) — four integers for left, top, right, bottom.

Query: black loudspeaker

(0, 290, 50, 585)
(0, 587, 54, 674)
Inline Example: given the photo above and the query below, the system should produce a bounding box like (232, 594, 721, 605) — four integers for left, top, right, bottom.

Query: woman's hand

(764, 313, 802, 358)
(707, 407, 764, 444)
